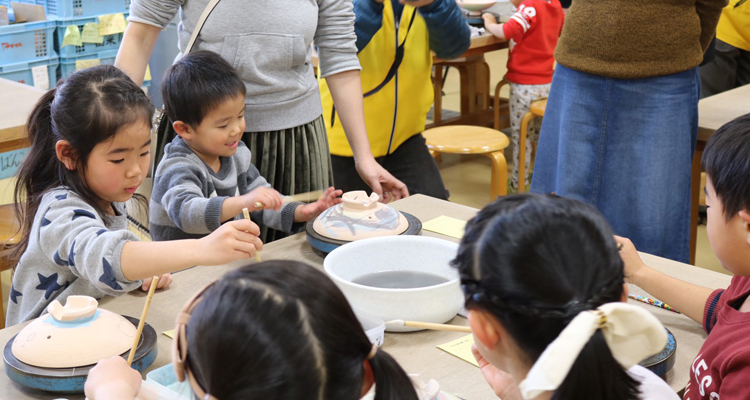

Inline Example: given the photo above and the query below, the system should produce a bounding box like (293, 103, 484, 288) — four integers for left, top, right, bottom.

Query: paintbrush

(127, 276, 159, 366)
(386, 319, 472, 333)
(242, 207, 262, 262)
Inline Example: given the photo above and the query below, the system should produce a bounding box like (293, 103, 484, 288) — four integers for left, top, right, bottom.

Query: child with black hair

(7, 66, 264, 326)
(150, 51, 342, 242)
(85, 261, 421, 400)
(453, 194, 678, 400)
(617, 113, 750, 400)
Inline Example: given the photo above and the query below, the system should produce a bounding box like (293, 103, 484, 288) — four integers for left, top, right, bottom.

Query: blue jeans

(531, 64, 700, 263)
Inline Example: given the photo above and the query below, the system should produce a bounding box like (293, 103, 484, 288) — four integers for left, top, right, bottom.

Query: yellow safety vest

(320, 1, 434, 158)
(717, 0, 750, 52)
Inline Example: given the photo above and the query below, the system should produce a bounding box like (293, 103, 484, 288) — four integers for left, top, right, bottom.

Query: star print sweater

(149, 136, 303, 242)
(6, 189, 142, 326)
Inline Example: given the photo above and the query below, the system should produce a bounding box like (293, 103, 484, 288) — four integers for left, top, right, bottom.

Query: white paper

(31, 65, 49, 90)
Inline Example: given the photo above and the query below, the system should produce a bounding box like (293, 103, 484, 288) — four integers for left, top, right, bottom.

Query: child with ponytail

(7, 65, 263, 326)
(85, 261, 421, 400)
(453, 194, 679, 400)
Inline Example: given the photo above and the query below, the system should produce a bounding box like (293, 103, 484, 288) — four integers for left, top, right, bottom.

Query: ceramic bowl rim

(323, 236, 460, 293)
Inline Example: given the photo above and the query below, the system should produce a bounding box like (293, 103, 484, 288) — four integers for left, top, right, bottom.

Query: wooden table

(0, 78, 43, 154)
(0, 195, 731, 399)
(690, 84, 750, 264)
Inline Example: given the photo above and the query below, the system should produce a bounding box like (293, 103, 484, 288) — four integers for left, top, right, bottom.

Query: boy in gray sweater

(150, 51, 342, 242)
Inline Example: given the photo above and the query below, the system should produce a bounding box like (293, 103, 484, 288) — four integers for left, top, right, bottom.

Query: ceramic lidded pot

(312, 191, 409, 241)
(11, 296, 136, 368)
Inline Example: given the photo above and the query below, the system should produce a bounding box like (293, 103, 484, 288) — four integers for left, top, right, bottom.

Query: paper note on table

(422, 215, 467, 239)
(76, 58, 101, 71)
(62, 25, 83, 47)
(163, 329, 175, 339)
(31, 65, 49, 90)
(437, 334, 478, 367)
(81, 22, 104, 44)
(98, 13, 127, 36)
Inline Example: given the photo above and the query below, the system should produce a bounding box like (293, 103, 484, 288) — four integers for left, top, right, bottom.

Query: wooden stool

(517, 99, 547, 193)
(423, 126, 510, 201)
(0, 203, 21, 329)
(493, 78, 509, 130)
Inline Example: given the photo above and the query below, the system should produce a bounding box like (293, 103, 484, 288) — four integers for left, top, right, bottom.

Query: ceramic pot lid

(313, 191, 409, 241)
(11, 296, 136, 368)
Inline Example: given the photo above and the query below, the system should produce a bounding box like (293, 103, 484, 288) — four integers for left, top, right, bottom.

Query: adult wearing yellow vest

(320, 0, 470, 200)
(700, 0, 750, 97)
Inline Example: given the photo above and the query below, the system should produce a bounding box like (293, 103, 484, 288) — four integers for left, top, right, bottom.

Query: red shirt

(684, 276, 750, 400)
(502, 0, 564, 85)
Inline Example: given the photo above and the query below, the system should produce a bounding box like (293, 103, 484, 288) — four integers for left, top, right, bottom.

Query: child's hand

(471, 344, 523, 400)
(294, 187, 343, 222)
(244, 187, 283, 212)
(483, 13, 498, 28)
(140, 273, 172, 291)
(614, 235, 649, 286)
(198, 219, 263, 265)
(84, 356, 141, 400)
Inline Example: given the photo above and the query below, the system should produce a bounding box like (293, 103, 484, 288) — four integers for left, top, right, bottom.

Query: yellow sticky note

(144, 65, 151, 81)
(81, 22, 103, 44)
(61, 25, 82, 47)
(75, 58, 101, 71)
(437, 334, 479, 367)
(98, 13, 127, 36)
(422, 215, 467, 239)
(163, 329, 175, 339)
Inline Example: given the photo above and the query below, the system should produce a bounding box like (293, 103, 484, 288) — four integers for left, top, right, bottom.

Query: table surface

(0, 195, 732, 399)
(0, 78, 43, 153)
(697, 83, 750, 142)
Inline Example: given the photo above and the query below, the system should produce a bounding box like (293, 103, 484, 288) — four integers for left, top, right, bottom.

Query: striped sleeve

(703, 288, 725, 333)
(502, 5, 537, 41)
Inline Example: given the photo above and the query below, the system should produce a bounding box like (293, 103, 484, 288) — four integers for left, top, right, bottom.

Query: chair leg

(518, 112, 534, 193)
(429, 150, 442, 163)
(485, 151, 508, 201)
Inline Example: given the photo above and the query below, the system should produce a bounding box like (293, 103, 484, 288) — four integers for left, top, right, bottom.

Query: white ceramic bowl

(456, 0, 496, 14)
(324, 236, 463, 332)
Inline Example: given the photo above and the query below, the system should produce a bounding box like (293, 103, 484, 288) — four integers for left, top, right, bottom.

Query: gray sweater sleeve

(315, 0, 362, 78)
(128, 0, 181, 29)
(38, 195, 142, 296)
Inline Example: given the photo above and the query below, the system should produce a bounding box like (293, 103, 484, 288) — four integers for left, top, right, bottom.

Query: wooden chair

(493, 78, 509, 130)
(517, 99, 547, 193)
(0, 203, 21, 329)
(423, 125, 510, 201)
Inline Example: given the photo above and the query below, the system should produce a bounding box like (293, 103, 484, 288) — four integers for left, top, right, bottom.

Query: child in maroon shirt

(617, 113, 750, 399)
(482, 0, 564, 192)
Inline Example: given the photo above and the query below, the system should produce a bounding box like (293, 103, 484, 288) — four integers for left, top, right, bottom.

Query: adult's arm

(418, 0, 471, 59)
(695, 0, 729, 52)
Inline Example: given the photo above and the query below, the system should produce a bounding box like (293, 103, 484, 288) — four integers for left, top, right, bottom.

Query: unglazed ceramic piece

(12, 296, 136, 368)
(456, 0, 496, 15)
(313, 191, 409, 241)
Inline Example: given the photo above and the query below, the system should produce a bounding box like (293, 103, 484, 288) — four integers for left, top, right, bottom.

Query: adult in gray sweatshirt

(116, 0, 409, 241)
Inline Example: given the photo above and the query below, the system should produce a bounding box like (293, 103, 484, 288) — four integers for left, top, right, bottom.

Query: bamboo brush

(242, 207, 262, 262)
(127, 276, 159, 366)
(385, 319, 472, 333)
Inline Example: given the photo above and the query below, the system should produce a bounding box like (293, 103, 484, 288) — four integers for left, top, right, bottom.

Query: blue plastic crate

(45, 0, 130, 18)
(54, 13, 126, 57)
(58, 47, 116, 79)
(0, 56, 58, 89)
(0, 19, 57, 65)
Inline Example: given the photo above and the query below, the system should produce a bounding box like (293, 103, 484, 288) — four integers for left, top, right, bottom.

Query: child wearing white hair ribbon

(452, 194, 680, 400)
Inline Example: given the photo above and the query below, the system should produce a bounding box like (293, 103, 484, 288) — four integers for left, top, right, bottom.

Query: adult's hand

(356, 157, 409, 203)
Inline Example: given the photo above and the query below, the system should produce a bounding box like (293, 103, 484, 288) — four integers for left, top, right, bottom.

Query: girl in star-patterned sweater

(6, 66, 264, 326)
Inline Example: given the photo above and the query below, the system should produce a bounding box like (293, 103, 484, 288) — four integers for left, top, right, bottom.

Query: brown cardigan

(555, 0, 728, 79)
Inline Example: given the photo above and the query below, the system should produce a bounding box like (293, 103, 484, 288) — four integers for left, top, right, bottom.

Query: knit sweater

(555, 0, 728, 79)
(6, 189, 142, 326)
(149, 137, 303, 242)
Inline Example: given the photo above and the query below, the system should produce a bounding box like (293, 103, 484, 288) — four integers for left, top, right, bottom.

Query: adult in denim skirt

(531, 0, 727, 263)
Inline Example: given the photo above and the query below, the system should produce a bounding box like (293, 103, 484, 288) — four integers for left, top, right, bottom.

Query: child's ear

(172, 121, 192, 140)
(468, 309, 501, 351)
(55, 140, 77, 170)
(738, 210, 750, 245)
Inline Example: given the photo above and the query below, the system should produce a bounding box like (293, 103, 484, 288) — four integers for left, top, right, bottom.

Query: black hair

(186, 260, 419, 400)
(702, 113, 750, 221)
(453, 194, 639, 400)
(162, 50, 246, 128)
(13, 65, 154, 262)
